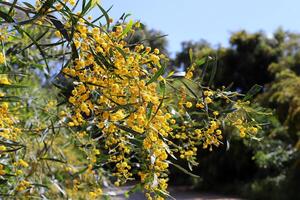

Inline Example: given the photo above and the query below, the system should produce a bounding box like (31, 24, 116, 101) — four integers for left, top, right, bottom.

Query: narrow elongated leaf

(167, 161, 200, 178)
(114, 46, 127, 60)
(97, 3, 110, 30)
(149, 81, 166, 123)
(22, 2, 35, 9)
(243, 84, 263, 101)
(0, 84, 27, 88)
(195, 57, 206, 67)
(8, 0, 18, 15)
(0, 96, 21, 102)
(180, 79, 198, 99)
(146, 65, 166, 85)
(82, 0, 94, 16)
(49, 15, 71, 41)
(82, 0, 87, 13)
(20, 29, 50, 76)
(0, 10, 14, 22)
(146, 102, 153, 120)
(0, 10, 22, 34)
(38, 0, 56, 15)
(115, 123, 143, 135)
(119, 19, 133, 38)
(189, 48, 193, 62)
(91, 5, 113, 24)
(208, 59, 217, 86)
(19, 30, 49, 53)
(40, 157, 67, 163)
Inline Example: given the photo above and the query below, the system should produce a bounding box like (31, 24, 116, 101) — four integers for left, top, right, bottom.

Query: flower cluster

(57, 7, 264, 199)
(60, 16, 175, 198)
(0, 77, 32, 195)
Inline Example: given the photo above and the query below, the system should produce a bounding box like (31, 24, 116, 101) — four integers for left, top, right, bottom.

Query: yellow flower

(55, 3, 63, 10)
(92, 149, 100, 155)
(205, 97, 212, 104)
(213, 111, 219, 116)
(0, 145, 6, 151)
(54, 30, 61, 38)
(0, 169, 5, 175)
(0, 75, 11, 85)
(18, 159, 29, 168)
(185, 101, 193, 108)
(91, 0, 101, 8)
(204, 90, 213, 96)
(248, 127, 258, 134)
(216, 129, 222, 135)
(16, 170, 23, 175)
(69, 96, 76, 104)
(196, 103, 204, 109)
(69, 0, 76, 6)
(0, 52, 5, 64)
(240, 131, 246, 138)
(185, 71, 193, 79)
(170, 119, 176, 124)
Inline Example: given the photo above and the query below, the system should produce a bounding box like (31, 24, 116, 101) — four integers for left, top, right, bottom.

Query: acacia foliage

(0, 1, 264, 199)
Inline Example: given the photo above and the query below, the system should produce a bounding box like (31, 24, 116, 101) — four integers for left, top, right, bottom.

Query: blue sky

(24, 0, 300, 56)
(100, 0, 300, 55)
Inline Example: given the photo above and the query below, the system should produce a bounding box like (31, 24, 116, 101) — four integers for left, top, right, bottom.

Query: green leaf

(81, 0, 96, 16)
(115, 123, 143, 135)
(200, 56, 210, 84)
(148, 81, 166, 123)
(155, 188, 175, 200)
(189, 48, 193, 62)
(146, 65, 166, 85)
(195, 57, 206, 67)
(49, 15, 71, 41)
(208, 59, 218, 86)
(20, 29, 50, 77)
(40, 157, 67, 163)
(114, 46, 127, 60)
(0, 96, 21, 102)
(19, 30, 49, 53)
(8, 0, 18, 15)
(179, 79, 199, 99)
(90, 46, 114, 69)
(167, 161, 200, 178)
(22, 2, 36, 9)
(96, 3, 110, 30)
(119, 19, 133, 38)
(31, 183, 49, 189)
(0, 9, 23, 34)
(243, 84, 263, 101)
(48, 15, 79, 59)
(146, 102, 153, 120)
(0, 84, 27, 89)
(91, 5, 113, 24)
(125, 184, 143, 197)
(0, 10, 14, 22)
(81, 0, 87, 13)
(38, 0, 56, 15)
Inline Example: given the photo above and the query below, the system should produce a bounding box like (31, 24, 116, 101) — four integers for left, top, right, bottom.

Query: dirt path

(104, 186, 242, 200)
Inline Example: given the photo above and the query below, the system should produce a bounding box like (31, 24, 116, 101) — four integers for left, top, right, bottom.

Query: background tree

(170, 29, 300, 200)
